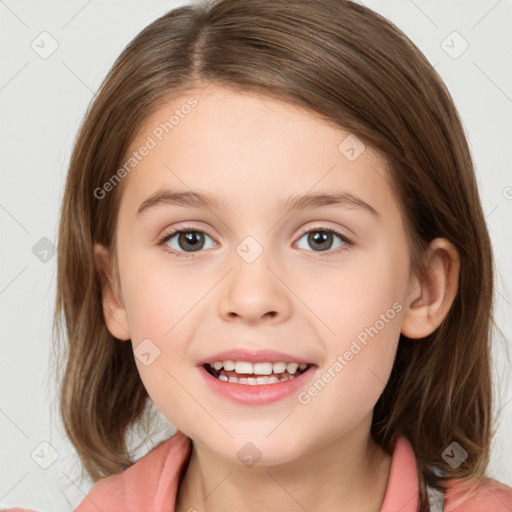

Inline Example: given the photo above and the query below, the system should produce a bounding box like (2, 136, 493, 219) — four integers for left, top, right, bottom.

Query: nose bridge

(218, 233, 291, 322)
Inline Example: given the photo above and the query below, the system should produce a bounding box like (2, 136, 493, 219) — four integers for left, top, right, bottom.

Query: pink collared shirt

(5, 432, 512, 511)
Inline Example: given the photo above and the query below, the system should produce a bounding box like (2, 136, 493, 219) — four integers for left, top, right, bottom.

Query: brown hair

(52, 0, 499, 508)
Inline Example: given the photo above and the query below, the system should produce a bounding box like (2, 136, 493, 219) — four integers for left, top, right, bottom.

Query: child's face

(102, 84, 415, 464)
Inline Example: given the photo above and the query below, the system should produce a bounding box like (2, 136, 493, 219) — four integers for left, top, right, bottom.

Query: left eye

(158, 226, 352, 258)
(295, 227, 352, 253)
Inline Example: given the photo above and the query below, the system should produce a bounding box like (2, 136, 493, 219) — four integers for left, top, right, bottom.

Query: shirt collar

(380, 436, 420, 512)
(120, 431, 419, 511)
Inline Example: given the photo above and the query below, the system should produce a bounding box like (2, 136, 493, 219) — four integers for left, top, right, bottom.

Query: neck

(175, 426, 392, 512)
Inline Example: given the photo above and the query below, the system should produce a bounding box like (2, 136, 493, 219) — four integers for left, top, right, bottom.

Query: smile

(203, 360, 311, 386)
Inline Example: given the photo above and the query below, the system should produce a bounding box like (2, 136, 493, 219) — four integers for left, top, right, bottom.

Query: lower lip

(198, 365, 317, 405)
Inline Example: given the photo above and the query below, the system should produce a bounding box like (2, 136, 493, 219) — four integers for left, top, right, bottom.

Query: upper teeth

(211, 361, 308, 375)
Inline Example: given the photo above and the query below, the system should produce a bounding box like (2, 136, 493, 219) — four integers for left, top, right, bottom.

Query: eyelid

(295, 222, 352, 241)
(157, 223, 217, 247)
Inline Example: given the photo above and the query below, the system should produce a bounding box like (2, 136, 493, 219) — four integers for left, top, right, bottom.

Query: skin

(94, 83, 460, 512)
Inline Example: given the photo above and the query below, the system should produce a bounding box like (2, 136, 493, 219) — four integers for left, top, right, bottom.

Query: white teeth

(253, 362, 273, 375)
(256, 376, 280, 384)
(209, 360, 309, 375)
(286, 362, 299, 374)
(219, 373, 293, 385)
(272, 361, 287, 374)
(234, 361, 253, 374)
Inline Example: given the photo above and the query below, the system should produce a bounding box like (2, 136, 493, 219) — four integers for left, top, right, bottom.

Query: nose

(217, 250, 292, 325)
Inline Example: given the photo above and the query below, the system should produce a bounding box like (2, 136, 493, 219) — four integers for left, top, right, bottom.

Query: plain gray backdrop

(1, 0, 511, 510)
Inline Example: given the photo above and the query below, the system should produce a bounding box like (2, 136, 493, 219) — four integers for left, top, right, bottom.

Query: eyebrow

(136, 189, 380, 218)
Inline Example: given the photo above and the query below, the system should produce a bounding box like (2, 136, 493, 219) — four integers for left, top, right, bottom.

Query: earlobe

(400, 238, 460, 339)
(93, 243, 131, 341)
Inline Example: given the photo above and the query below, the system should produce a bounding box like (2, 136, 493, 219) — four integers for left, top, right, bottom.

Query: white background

(1, 0, 511, 510)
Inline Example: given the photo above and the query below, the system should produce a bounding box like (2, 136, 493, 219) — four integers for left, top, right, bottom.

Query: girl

(15, 0, 512, 511)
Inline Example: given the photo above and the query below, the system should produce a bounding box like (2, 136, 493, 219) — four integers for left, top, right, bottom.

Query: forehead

(118, 84, 398, 221)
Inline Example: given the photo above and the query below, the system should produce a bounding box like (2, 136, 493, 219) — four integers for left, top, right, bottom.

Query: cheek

(120, 252, 198, 340)
(299, 300, 403, 439)
(119, 256, 207, 413)
(303, 241, 407, 344)
(306, 242, 407, 402)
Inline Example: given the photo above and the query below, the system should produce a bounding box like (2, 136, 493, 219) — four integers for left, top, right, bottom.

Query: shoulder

(443, 477, 512, 512)
(75, 430, 191, 511)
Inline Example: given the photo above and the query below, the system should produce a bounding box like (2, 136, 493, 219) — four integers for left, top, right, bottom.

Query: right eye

(158, 228, 217, 258)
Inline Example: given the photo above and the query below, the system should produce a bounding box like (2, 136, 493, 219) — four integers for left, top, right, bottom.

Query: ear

(401, 238, 460, 339)
(93, 243, 131, 341)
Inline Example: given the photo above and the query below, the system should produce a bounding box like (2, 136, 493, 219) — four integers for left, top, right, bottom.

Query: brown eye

(295, 227, 352, 254)
(158, 228, 216, 258)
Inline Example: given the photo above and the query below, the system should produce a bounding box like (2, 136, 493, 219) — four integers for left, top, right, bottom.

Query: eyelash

(157, 225, 354, 259)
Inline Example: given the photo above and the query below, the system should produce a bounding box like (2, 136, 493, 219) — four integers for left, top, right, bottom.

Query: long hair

(53, 1, 496, 508)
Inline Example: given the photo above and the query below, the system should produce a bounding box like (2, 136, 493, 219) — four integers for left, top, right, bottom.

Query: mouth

(202, 360, 313, 385)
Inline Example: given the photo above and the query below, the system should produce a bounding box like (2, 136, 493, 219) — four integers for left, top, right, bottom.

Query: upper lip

(197, 349, 314, 366)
